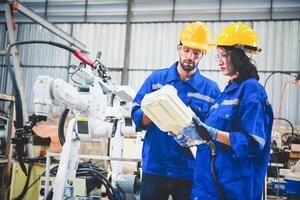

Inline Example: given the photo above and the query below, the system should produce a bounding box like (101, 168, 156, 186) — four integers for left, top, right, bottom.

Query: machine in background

(268, 123, 300, 199)
(0, 116, 8, 156)
(6, 41, 141, 200)
(32, 60, 140, 199)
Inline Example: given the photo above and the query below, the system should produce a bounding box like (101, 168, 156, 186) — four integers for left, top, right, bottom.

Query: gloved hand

(193, 116, 219, 141)
(174, 125, 201, 147)
(174, 116, 219, 147)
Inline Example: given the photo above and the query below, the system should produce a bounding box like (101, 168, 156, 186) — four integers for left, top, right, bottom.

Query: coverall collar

(166, 61, 202, 91)
(224, 81, 241, 94)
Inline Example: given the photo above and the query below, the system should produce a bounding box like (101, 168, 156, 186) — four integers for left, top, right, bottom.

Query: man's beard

(179, 58, 198, 72)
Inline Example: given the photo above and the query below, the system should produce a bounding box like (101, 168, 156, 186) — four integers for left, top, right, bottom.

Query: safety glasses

(180, 45, 205, 59)
(215, 52, 228, 60)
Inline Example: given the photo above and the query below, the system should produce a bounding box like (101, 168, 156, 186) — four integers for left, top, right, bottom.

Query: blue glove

(174, 125, 201, 147)
(193, 116, 219, 141)
(174, 116, 219, 147)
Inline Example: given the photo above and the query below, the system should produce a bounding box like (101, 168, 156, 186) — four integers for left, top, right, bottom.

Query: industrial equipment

(272, 160, 300, 198)
(266, 74, 300, 199)
(0, 116, 8, 155)
(6, 41, 140, 200)
(33, 63, 138, 199)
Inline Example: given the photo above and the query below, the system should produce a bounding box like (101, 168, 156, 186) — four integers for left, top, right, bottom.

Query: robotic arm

(32, 67, 138, 199)
(33, 65, 139, 199)
(6, 40, 139, 199)
(33, 75, 114, 139)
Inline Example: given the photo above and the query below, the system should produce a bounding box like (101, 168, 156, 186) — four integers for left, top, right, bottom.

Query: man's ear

(177, 45, 181, 51)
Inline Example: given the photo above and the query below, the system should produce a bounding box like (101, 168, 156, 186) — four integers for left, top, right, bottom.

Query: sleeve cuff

(132, 109, 151, 130)
(230, 131, 263, 159)
(132, 109, 143, 129)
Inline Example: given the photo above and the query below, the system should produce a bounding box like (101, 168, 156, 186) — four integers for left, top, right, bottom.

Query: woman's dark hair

(221, 46, 260, 82)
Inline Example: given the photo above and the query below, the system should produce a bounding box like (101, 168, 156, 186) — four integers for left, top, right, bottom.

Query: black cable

(274, 117, 295, 142)
(15, 162, 33, 200)
(67, 64, 85, 85)
(89, 166, 113, 197)
(264, 71, 297, 89)
(45, 188, 53, 200)
(208, 142, 225, 200)
(193, 118, 225, 200)
(58, 108, 69, 145)
(6, 43, 27, 175)
(17, 164, 59, 199)
(88, 163, 116, 199)
(110, 94, 116, 107)
(44, 162, 111, 200)
(6, 40, 78, 176)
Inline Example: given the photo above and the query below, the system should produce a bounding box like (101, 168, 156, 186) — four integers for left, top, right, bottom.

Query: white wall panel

(0, 24, 8, 94)
(71, 23, 126, 70)
(129, 22, 184, 71)
(17, 24, 71, 66)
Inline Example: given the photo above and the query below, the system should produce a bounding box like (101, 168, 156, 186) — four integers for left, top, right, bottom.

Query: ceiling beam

(10, 0, 88, 52)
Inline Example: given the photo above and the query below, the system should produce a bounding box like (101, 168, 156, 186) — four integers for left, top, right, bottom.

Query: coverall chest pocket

(189, 100, 210, 121)
(211, 105, 238, 131)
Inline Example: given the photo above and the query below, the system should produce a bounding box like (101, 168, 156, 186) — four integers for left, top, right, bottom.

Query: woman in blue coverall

(175, 22, 274, 200)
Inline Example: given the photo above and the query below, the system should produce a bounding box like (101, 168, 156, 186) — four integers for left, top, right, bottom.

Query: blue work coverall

(191, 78, 274, 200)
(131, 62, 220, 194)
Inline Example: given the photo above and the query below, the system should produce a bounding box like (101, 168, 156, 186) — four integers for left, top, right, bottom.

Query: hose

(207, 141, 225, 200)
(58, 108, 70, 145)
(193, 118, 225, 200)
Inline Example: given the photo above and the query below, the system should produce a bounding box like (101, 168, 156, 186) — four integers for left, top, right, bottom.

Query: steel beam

(0, 50, 7, 56)
(11, 0, 88, 52)
(121, 0, 132, 85)
(5, 3, 34, 157)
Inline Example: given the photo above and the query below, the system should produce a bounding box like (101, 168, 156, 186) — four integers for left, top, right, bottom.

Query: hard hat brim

(181, 40, 212, 51)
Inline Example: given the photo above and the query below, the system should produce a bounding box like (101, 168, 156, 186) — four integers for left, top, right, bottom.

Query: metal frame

(4, 3, 28, 123)
(121, 0, 132, 85)
(45, 152, 141, 198)
(10, 0, 87, 52)
(0, 93, 15, 200)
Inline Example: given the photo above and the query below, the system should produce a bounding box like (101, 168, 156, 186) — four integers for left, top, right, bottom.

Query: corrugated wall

(71, 23, 126, 82)
(17, 24, 72, 66)
(0, 24, 10, 111)
(0, 23, 8, 94)
(0, 21, 299, 125)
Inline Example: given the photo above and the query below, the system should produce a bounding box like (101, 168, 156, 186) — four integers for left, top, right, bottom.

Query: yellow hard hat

(216, 22, 261, 53)
(179, 21, 212, 51)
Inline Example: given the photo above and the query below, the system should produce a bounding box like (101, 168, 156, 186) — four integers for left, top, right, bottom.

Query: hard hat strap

(233, 44, 262, 53)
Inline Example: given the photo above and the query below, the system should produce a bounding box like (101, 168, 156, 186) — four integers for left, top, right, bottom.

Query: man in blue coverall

(131, 21, 220, 200)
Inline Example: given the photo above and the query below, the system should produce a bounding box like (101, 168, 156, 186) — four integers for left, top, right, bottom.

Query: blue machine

(272, 160, 300, 197)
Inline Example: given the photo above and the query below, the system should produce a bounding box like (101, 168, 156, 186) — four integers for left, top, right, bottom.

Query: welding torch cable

(192, 118, 225, 200)
(58, 108, 70, 145)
